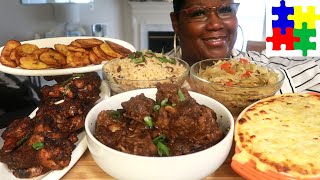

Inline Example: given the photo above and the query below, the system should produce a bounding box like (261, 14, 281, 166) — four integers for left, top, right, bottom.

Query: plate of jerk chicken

(0, 72, 106, 179)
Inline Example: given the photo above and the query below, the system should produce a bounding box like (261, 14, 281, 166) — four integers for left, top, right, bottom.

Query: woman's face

(171, 0, 238, 65)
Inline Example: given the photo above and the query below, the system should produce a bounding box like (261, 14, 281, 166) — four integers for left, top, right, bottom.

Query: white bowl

(85, 88, 234, 180)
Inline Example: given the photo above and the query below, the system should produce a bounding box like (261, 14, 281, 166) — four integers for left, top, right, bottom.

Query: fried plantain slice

(1, 40, 21, 59)
(66, 51, 91, 68)
(100, 43, 122, 58)
(19, 55, 49, 69)
(74, 38, 104, 48)
(9, 48, 21, 66)
(10, 43, 39, 65)
(0, 40, 21, 67)
(88, 50, 103, 65)
(54, 44, 70, 56)
(16, 43, 39, 56)
(92, 46, 113, 60)
(66, 45, 89, 54)
(39, 51, 67, 68)
(69, 40, 83, 48)
(105, 40, 132, 56)
(0, 56, 17, 67)
(32, 48, 55, 59)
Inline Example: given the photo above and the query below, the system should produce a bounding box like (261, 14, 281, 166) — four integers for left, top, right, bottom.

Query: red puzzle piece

(266, 28, 300, 50)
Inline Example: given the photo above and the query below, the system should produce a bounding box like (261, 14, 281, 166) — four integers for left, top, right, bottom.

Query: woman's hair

(173, 0, 185, 13)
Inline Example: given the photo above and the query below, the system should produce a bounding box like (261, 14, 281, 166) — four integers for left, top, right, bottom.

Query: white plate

(0, 36, 136, 76)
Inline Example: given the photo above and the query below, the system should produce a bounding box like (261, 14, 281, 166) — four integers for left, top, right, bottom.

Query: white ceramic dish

(85, 88, 234, 180)
(0, 36, 136, 76)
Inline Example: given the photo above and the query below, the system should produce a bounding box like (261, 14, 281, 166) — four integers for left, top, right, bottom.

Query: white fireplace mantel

(128, 2, 174, 50)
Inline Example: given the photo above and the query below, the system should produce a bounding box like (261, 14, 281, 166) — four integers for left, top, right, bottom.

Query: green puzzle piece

(294, 22, 316, 56)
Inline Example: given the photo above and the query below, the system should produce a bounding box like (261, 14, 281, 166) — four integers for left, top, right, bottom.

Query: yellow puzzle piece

(288, 6, 320, 29)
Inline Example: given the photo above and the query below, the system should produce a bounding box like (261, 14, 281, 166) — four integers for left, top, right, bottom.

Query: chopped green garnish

(128, 53, 135, 59)
(157, 56, 168, 63)
(63, 85, 70, 99)
(61, 73, 84, 87)
(32, 142, 44, 150)
(110, 110, 121, 120)
(131, 57, 144, 64)
(171, 103, 176, 107)
(156, 142, 170, 156)
(136, 51, 143, 56)
(178, 89, 186, 101)
(167, 58, 177, 64)
(16, 132, 31, 146)
(160, 98, 169, 107)
(153, 104, 160, 112)
(157, 56, 176, 64)
(153, 134, 166, 144)
(143, 116, 153, 128)
(153, 134, 170, 156)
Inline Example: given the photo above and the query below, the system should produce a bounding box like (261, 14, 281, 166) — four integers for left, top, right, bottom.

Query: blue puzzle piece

(272, 0, 294, 34)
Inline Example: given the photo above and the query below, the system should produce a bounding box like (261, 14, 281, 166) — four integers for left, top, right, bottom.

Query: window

(234, 0, 266, 51)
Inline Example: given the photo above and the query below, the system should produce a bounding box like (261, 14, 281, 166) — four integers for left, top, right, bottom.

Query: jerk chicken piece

(40, 72, 101, 106)
(37, 137, 75, 170)
(36, 99, 86, 134)
(0, 117, 34, 153)
(155, 82, 194, 105)
(95, 110, 157, 156)
(155, 83, 224, 156)
(1, 132, 75, 178)
(121, 94, 155, 123)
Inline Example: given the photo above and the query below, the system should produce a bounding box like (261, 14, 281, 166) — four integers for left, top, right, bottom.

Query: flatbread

(233, 93, 320, 179)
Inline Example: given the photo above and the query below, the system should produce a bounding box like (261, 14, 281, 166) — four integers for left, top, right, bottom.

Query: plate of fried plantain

(0, 36, 136, 76)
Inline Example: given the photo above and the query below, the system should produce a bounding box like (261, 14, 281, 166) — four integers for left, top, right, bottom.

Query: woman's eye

(218, 6, 233, 14)
(189, 8, 207, 17)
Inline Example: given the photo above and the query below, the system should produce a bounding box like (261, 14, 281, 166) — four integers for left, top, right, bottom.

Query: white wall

(0, 1, 55, 46)
(0, 0, 128, 46)
(78, 0, 126, 40)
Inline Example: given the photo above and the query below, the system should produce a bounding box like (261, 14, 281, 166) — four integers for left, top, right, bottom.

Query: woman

(169, 0, 320, 94)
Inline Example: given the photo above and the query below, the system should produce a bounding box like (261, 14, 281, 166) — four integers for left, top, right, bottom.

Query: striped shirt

(167, 47, 320, 94)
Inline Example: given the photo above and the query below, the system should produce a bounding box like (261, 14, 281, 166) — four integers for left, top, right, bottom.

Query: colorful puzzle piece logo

(266, 0, 320, 57)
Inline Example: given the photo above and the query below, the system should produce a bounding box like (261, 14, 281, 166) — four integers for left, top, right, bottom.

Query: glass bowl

(102, 52, 190, 95)
(190, 58, 285, 116)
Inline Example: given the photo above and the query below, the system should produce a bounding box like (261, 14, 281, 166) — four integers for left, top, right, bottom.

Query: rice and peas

(191, 58, 284, 115)
(103, 50, 189, 94)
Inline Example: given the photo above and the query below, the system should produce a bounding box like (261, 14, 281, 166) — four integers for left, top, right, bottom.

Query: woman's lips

(202, 37, 227, 47)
